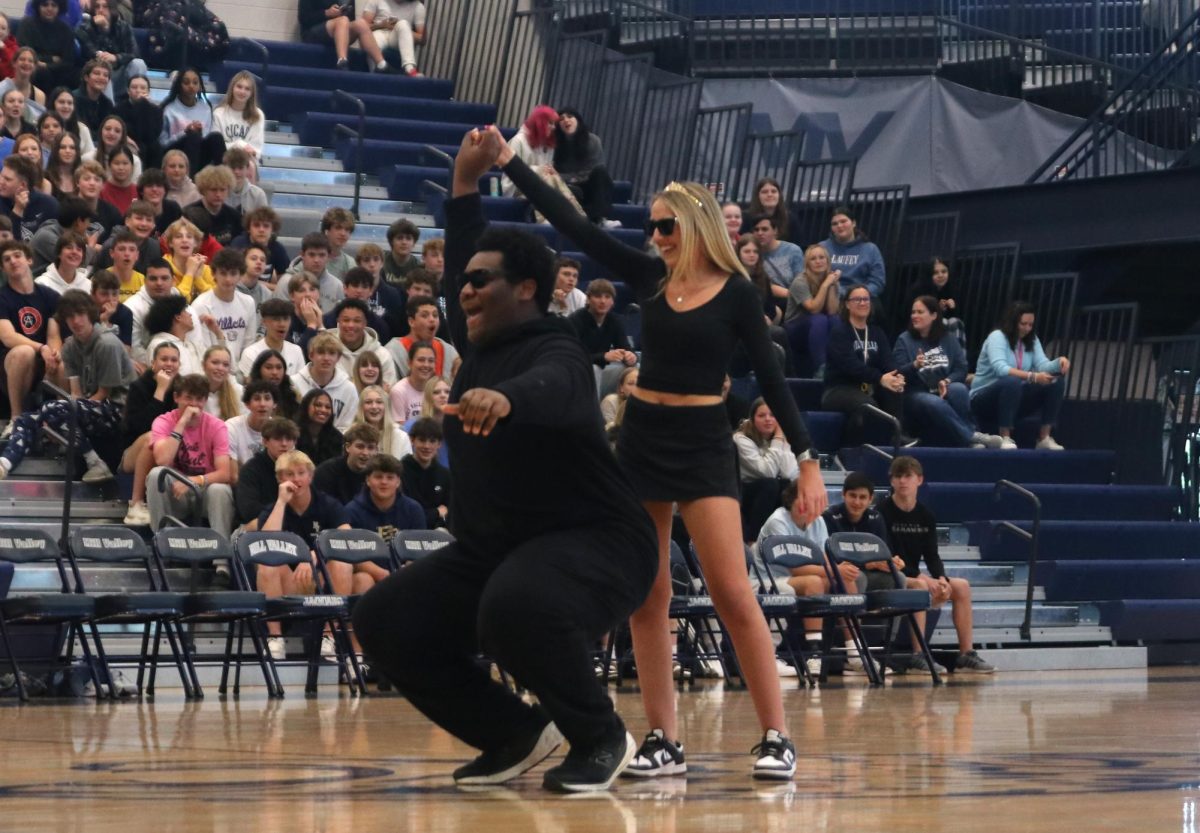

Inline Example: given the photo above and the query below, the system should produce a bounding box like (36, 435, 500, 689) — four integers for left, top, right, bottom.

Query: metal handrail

(858, 402, 906, 449)
(38, 380, 79, 552)
(155, 467, 203, 531)
(234, 38, 271, 96)
(937, 17, 1145, 86)
(331, 90, 367, 219)
(1027, 4, 1200, 183)
(993, 479, 1042, 642)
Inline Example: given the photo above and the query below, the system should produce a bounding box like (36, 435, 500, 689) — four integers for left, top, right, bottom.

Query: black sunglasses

(463, 268, 506, 290)
(644, 216, 678, 238)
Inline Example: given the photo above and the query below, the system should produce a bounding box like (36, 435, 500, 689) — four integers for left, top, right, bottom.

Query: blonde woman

(162, 217, 213, 301)
(201, 344, 245, 420)
(783, 243, 841, 377)
(354, 384, 412, 458)
(418, 376, 450, 423)
(494, 126, 823, 780)
(212, 71, 265, 164)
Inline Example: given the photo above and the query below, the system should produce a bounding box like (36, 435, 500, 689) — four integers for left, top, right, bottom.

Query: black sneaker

(622, 729, 687, 778)
(542, 729, 635, 793)
(453, 720, 564, 786)
(751, 729, 796, 780)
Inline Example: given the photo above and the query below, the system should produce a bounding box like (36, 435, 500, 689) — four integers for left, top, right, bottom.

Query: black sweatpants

(353, 524, 656, 752)
(821, 383, 905, 445)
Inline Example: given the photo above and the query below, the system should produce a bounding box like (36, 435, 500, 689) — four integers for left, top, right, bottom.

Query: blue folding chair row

(759, 532, 940, 684)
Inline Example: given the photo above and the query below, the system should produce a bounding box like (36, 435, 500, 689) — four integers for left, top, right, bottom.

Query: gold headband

(664, 181, 703, 207)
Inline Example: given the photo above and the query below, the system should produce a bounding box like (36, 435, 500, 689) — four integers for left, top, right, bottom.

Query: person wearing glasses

(487, 126, 822, 781)
(822, 285, 916, 447)
(353, 129, 659, 794)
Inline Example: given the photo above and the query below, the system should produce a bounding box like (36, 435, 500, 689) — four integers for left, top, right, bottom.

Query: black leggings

(352, 525, 656, 752)
(165, 130, 227, 177)
(566, 166, 614, 224)
(821, 383, 905, 445)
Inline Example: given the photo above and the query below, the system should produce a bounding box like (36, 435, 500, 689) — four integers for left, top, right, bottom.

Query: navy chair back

(69, 526, 152, 565)
(826, 531, 899, 583)
(152, 527, 234, 568)
(390, 529, 455, 566)
(0, 528, 60, 564)
(317, 530, 389, 566)
(760, 535, 825, 571)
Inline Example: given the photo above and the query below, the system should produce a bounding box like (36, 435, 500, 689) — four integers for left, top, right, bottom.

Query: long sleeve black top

(501, 155, 812, 456)
(568, 307, 628, 367)
(121, 370, 175, 446)
(440, 190, 657, 561)
(824, 318, 895, 388)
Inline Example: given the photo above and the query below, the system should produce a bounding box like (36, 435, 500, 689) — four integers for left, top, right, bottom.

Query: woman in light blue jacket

(970, 301, 1072, 450)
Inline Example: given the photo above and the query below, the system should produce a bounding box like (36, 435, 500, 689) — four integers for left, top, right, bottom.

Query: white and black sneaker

(621, 729, 687, 778)
(751, 729, 796, 780)
(454, 719, 565, 786)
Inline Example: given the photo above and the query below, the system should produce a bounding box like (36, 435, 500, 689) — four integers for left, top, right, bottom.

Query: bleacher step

(933, 645, 1145, 671)
(264, 181, 390, 200)
(269, 193, 421, 215)
(263, 143, 328, 159)
(258, 167, 362, 186)
(260, 155, 345, 172)
(265, 130, 299, 145)
(931, 624, 1114, 645)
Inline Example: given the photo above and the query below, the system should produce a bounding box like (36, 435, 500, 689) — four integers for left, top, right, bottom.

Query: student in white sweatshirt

(186, 248, 258, 367)
(212, 71, 265, 161)
(35, 231, 92, 294)
(290, 332, 360, 431)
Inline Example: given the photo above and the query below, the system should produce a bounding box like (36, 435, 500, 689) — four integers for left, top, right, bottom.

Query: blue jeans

(784, 313, 835, 375)
(904, 383, 976, 446)
(969, 375, 1066, 431)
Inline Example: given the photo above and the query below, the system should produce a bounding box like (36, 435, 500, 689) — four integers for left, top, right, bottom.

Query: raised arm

(442, 129, 497, 357)
(489, 126, 665, 297)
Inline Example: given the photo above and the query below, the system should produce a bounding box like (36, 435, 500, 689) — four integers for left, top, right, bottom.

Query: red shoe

(404, 65, 423, 77)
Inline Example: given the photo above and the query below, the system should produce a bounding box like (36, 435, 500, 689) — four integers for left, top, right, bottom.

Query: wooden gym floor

(1, 668, 1197, 832)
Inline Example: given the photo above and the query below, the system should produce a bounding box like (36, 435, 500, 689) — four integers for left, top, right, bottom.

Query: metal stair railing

(1027, 5, 1200, 182)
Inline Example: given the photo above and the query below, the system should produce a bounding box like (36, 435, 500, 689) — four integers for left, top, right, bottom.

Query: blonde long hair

(204, 345, 242, 420)
(654, 182, 747, 289)
(420, 376, 450, 421)
(354, 384, 404, 456)
(801, 244, 832, 296)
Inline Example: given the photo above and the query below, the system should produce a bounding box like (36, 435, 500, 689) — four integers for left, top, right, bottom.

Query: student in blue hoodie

(344, 452, 426, 546)
(819, 206, 885, 299)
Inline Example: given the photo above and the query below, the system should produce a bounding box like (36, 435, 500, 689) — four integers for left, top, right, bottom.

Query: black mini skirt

(617, 396, 740, 502)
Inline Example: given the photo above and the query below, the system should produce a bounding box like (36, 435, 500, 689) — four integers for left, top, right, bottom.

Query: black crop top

(502, 156, 813, 455)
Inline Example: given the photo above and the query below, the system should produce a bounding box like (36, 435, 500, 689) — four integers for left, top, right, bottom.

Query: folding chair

(740, 542, 809, 686)
(315, 529, 393, 696)
(234, 531, 358, 697)
(757, 534, 870, 685)
(825, 532, 941, 684)
(669, 541, 746, 688)
(390, 528, 455, 567)
(152, 527, 275, 698)
(0, 527, 105, 701)
(67, 526, 198, 699)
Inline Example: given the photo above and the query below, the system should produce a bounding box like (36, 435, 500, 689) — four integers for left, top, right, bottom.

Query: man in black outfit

(313, 423, 379, 505)
(400, 416, 451, 529)
(353, 129, 658, 794)
(234, 417, 299, 532)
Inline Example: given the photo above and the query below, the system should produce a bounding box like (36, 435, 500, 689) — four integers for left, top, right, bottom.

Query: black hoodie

(440, 190, 657, 562)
